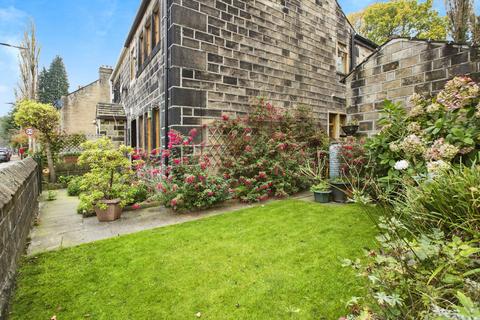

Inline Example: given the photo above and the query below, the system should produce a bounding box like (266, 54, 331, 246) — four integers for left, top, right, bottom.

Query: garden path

(28, 190, 313, 255)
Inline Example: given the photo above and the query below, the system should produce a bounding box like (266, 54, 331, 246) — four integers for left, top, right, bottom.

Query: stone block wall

(112, 0, 366, 148)
(0, 159, 40, 317)
(345, 38, 480, 135)
(61, 67, 113, 136)
(98, 119, 127, 145)
(167, 0, 355, 138)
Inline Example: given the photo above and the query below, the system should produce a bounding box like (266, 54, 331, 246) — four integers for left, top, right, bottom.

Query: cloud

(0, 5, 29, 115)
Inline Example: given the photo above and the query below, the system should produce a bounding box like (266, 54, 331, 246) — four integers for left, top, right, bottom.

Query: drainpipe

(163, 0, 171, 166)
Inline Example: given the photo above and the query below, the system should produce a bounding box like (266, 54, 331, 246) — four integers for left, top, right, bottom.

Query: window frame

(328, 111, 346, 140)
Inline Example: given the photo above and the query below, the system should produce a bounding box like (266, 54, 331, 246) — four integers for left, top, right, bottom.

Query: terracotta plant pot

(341, 125, 359, 136)
(313, 191, 331, 203)
(95, 199, 122, 222)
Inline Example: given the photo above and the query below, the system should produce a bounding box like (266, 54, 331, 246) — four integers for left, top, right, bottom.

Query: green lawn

(10, 200, 376, 320)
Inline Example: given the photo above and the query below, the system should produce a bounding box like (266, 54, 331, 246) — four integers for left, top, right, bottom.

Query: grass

(9, 200, 376, 320)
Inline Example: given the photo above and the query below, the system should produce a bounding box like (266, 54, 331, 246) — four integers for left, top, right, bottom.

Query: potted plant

(330, 177, 350, 203)
(310, 181, 331, 203)
(77, 138, 134, 222)
(341, 119, 359, 136)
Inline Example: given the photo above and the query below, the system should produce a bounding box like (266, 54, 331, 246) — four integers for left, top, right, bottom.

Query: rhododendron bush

(213, 100, 329, 202)
(138, 129, 230, 211)
(366, 76, 480, 183)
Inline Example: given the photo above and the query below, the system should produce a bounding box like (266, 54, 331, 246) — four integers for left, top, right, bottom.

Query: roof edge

(124, 0, 151, 48)
(342, 37, 480, 82)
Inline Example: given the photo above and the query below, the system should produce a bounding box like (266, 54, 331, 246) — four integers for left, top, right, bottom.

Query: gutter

(163, 0, 171, 164)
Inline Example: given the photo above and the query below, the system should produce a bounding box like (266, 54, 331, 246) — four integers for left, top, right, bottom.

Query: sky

(0, 0, 475, 116)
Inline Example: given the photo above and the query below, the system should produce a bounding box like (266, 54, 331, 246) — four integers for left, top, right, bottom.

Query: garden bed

(9, 200, 375, 319)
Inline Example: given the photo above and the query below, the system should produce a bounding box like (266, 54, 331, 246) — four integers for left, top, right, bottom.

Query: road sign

(25, 128, 34, 136)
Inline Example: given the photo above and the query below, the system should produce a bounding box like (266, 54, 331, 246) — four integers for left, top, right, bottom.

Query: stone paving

(28, 190, 313, 255)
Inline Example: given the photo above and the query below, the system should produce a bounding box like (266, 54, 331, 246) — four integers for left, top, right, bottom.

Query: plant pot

(313, 191, 331, 203)
(341, 125, 359, 136)
(95, 199, 122, 222)
(331, 183, 348, 203)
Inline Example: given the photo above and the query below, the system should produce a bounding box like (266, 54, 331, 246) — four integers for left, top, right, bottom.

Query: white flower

(394, 160, 409, 171)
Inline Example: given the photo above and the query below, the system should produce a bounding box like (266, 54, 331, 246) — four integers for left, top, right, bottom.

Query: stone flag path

(28, 190, 313, 255)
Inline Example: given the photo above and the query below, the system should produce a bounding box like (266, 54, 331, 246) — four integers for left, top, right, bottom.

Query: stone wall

(61, 67, 113, 136)
(345, 38, 480, 135)
(98, 119, 127, 146)
(112, 0, 373, 148)
(167, 0, 356, 138)
(0, 159, 40, 318)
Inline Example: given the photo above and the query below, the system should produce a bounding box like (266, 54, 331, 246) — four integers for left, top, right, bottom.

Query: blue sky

(0, 0, 471, 116)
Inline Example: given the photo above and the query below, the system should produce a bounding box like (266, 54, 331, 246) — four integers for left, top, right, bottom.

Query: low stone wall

(0, 158, 40, 318)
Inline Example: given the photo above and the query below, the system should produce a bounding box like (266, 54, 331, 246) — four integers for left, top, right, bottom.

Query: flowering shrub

(366, 76, 480, 184)
(140, 129, 231, 211)
(76, 138, 135, 213)
(342, 218, 480, 320)
(213, 101, 328, 202)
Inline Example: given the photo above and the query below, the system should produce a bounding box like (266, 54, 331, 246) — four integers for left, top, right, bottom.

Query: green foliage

(310, 181, 330, 192)
(14, 100, 59, 141)
(46, 190, 57, 201)
(343, 216, 480, 320)
(38, 56, 69, 105)
(77, 138, 134, 212)
(348, 0, 447, 44)
(395, 164, 480, 240)
(146, 129, 231, 211)
(215, 101, 329, 202)
(66, 176, 83, 196)
(0, 107, 19, 146)
(366, 77, 480, 189)
(9, 200, 376, 319)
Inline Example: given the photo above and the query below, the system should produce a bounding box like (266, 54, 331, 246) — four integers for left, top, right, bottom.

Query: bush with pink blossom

(366, 76, 480, 183)
(212, 100, 329, 202)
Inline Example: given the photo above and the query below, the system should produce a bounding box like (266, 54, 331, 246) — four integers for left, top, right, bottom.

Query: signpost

(25, 128, 34, 153)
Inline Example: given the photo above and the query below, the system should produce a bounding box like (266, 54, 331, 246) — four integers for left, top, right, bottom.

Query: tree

(15, 21, 41, 101)
(38, 56, 69, 105)
(0, 107, 20, 145)
(348, 0, 448, 45)
(15, 100, 60, 182)
(445, 0, 474, 43)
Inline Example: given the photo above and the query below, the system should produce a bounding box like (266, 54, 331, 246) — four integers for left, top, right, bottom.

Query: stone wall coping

(0, 158, 38, 210)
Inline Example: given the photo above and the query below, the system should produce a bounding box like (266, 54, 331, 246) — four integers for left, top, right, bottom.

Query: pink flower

(156, 183, 166, 192)
(189, 128, 198, 138)
(173, 158, 181, 165)
(245, 145, 253, 152)
(170, 198, 178, 207)
(207, 191, 214, 196)
(132, 203, 141, 210)
(222, 114, 229, 121)
(200, 162, 208, 170)
(185, 175, 196, 184)
(258, 171, 267, 179)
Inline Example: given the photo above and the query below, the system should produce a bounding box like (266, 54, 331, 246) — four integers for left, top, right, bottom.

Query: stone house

(60, 67, 113, 137)
(95, 103, 127, 145)
(344, 38, 480, 135)
(111, 0, 377, 152)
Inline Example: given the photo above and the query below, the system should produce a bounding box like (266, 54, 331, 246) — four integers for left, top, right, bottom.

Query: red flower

(222, 114, 229, 121)
(173, 158, 181, 165)
(132, 203, 141, 210)
(170, 198, 178, 207)
(258, 171, 267, 179)
(200, 162, 208, 170)
(207, 191, 214, 196)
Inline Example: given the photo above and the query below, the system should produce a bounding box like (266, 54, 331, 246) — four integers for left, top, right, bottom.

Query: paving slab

(27, 189, 261, 255)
